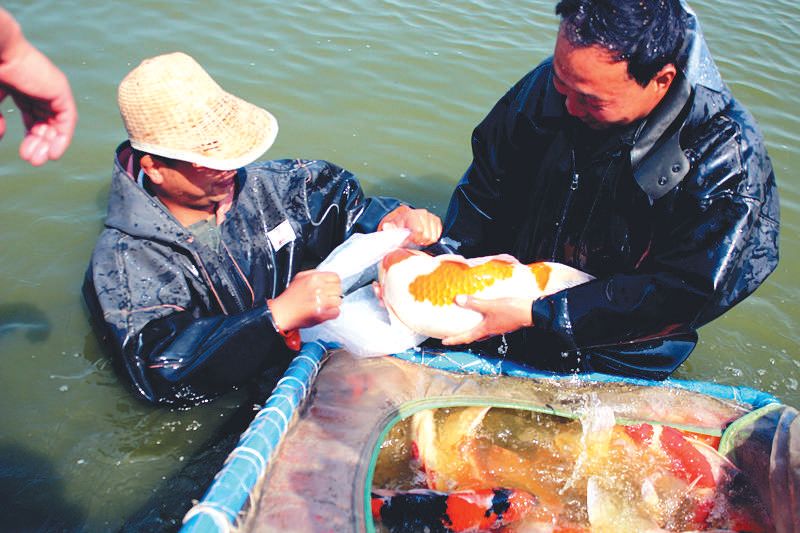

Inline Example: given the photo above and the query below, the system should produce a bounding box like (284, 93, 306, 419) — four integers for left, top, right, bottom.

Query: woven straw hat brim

(128, 106, 278, 171)
(119, 52, 279, 171)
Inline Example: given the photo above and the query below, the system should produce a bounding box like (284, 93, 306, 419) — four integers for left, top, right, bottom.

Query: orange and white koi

(378, 249, 593, 339)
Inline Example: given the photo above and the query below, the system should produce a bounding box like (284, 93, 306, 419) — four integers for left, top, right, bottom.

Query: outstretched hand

(268, 270, 342, 332)
(379, 205, 442, 246)
(441, 294, 535, 346)
(0, 9, 77, 166)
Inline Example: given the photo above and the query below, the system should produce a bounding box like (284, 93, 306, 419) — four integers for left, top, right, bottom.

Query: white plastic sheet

(314, 228, 410, 294)
(300, 230, 428, 357)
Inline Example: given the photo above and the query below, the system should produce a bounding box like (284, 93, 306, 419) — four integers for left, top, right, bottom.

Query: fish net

(181, 347, 793, 532)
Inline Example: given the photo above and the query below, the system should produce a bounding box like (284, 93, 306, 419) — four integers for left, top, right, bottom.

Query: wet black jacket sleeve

(84, 276, 289, 405)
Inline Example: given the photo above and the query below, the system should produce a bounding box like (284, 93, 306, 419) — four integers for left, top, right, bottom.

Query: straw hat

(117, 52, 278, 170)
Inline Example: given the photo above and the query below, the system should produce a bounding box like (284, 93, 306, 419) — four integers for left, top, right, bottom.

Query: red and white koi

(620, 423, 773, 532)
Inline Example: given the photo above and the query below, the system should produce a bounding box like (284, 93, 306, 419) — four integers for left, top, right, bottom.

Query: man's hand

(0, 9, 77, 166)
(379, 205, 442, 246)
(268, 270, 342, 332)
(441, 294, 535, 346)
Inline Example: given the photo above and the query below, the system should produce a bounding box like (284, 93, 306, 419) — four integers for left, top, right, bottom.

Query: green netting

(237, 349, 771, 532)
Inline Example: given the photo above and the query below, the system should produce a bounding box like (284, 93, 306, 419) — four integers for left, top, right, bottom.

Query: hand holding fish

(268, 270, 342, 331)
(441, 294, 534, 346)
(378, 205, 442, 246)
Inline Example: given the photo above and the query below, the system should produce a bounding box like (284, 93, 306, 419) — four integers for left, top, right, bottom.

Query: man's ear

(651, 63, 677, 95)
(139, 154, 164, 185)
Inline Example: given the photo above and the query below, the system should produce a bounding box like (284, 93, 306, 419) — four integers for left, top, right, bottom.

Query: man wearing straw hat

(83, 52, 441, 405)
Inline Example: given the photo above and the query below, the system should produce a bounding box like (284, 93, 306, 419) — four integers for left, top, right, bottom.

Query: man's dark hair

(132, 148, 181, 168)
(555, 0, 687, 87)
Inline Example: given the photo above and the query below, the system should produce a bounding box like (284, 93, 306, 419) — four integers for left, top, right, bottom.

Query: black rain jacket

(437, 8, 779, 378)
(84, 143, 401, 405)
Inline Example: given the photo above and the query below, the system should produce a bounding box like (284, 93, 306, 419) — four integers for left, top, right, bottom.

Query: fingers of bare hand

(454, 294, 477, 309)
(410, 211, 442, 245)
(454, 295, 494, 315)
(442, 328, 487, 346)
(321, 305, 341, 322)
(371, 281, 383, 302)
(20, 133, 49, 166)
(430, 216, 443, 242)
(313, 287, 343, 314)
(317, 270, 341, 286)
(314, 272, 341, 297)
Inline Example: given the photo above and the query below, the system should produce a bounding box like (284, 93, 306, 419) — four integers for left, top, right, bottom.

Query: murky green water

(0, 1, 797, 530)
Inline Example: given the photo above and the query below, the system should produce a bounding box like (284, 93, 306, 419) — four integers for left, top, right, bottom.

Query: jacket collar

(541, 65, 566, 120)
(632, 2, 727, 202)
(105, 142, 249, 243)
(104, 142, 194, 245)
(631, 71, 692, 202)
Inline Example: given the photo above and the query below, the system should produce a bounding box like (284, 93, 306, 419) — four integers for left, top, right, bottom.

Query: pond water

(0, 1, 797, 530)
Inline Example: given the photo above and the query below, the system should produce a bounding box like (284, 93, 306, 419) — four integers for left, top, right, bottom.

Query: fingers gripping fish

(378, 249, 593, 339)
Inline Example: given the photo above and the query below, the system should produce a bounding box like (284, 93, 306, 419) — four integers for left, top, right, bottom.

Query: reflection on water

(373, 406, 772, 532)
(0, 302, 51, 341)
(0, 0, 797, 529)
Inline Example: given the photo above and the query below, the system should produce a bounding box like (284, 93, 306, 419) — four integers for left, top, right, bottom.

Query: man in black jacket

(84, 52, 441, 405)
(436, 0, 779, 379)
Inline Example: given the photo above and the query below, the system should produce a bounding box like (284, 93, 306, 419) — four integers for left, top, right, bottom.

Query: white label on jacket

(268, 219, 296, 251)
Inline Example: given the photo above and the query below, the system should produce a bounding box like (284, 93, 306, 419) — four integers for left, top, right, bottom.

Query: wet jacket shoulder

(441, 20, 779, 379)
(84, 146, 401, 405)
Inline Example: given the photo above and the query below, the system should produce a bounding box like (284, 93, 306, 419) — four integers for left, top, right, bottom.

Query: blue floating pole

(391, 350, 780, 409)
(181, 341, 331, 532)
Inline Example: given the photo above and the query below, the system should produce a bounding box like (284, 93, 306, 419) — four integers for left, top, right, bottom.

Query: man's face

(552, 27, 673, 130)
(152, 158, 236, 209)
